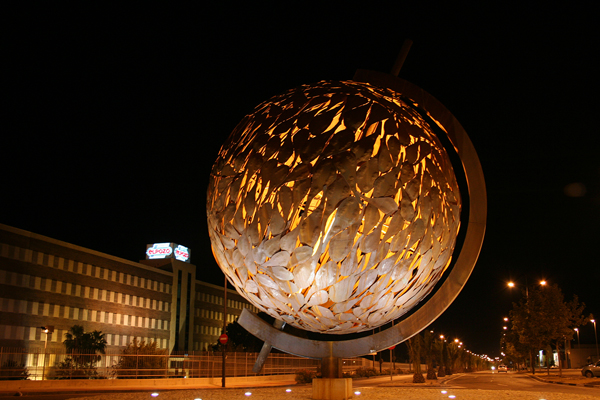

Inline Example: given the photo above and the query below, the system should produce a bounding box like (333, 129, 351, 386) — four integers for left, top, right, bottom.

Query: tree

(509, 284, 585, 375)
(422, 331, 437, 380)
(112, 338, 167, 378)
(406, 334, 425, 383)
(225, 320, 264, 352)
(64, 325, 107, 361)
(551, 293, 586, 374)
(446, 341, 460, 374)
(502, 329, 528, 370)
(459, 347, 471, 372)
(436, 338, 446, 377)
(57, 325, 107, 378)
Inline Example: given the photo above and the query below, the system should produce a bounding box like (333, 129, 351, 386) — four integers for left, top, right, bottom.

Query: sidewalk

(525, 369, 600, 388)
(2, 373, 599, 400)
(0, 374, 298, 395)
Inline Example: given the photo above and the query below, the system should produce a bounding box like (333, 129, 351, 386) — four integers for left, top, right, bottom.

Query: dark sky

(4, 4, 599, 358)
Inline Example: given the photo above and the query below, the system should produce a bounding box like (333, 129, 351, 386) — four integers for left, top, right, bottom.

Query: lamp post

(507, 279, 546, 372)
(574, 328, 580, 348)
(592, 319, 599, 361)
(439, 335, 446, 376)
(507, 279, 546, 298)
(40, 326, 53, 381)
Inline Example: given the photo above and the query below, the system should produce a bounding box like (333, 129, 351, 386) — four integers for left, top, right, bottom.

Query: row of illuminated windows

(195, 308, 224, 320)
(0, 269, 170, 312)
(105, 334, 168, 348)
(0, 298, 170, 330)
(227, 298, 249, 310)
(195, 325, 222, 336)
(198, 292, 223, 305)
(0, 325, 169, 350)
(195, 341, 212, 351)
(194, 307, 253, 323)
(196, 292, 259, 314)
(0, 243, 171, 294)
(226, 313, 237, 324)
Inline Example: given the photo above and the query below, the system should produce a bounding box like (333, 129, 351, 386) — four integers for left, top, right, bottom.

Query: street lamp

(507, 279, 546, 298)
(592, 319, 599, 361)
(574, 328, 580, 349)
(39, 326, 53, 380)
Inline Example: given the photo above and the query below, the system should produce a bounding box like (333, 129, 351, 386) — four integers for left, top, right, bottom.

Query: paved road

(445, 371, 600, 397)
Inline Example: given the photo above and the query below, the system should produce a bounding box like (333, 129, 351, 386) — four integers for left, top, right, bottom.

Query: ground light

(286, 389, 292, 393)
(354, 391, 361, 395)
(150, 393, 159, 398)
(244, 392, 252, 396)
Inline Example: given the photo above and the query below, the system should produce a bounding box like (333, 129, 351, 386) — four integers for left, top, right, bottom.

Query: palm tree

(406, 334, 425, 383)
(437, 337, 446, 377)
(63, 325, 107, 370)
(422, 330, 437, 380)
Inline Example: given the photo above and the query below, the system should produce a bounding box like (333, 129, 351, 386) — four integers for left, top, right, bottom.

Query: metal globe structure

(207, 78, 464, 336)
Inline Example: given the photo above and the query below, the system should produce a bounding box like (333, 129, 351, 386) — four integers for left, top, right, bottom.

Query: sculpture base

(312, 378, 353, 400)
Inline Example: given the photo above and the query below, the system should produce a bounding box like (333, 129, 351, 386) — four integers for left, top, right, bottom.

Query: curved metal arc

(238, 70, 487, 359)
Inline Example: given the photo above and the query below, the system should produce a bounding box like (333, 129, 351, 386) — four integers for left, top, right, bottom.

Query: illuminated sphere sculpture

(207, 80, 461, 334)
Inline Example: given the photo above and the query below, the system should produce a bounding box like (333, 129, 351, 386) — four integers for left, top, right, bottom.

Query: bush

(382, 368, 405, 376)
(54, 357, 100, 379)
(111, 338, 168, 378)
(295, 369, 317, 383)
(354, 367, 378, 378)
(0, 360, 30, 380)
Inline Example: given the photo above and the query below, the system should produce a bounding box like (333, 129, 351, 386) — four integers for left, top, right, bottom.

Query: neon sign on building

(146, 243, 190, 263)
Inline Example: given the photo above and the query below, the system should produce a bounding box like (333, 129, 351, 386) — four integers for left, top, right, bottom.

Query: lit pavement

(2, 371, 599, 400)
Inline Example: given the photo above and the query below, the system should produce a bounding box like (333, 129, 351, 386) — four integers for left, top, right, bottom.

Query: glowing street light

(574, 328, 580, 348)
(507, 279, 547, 298)
(39, 326, 53, 380)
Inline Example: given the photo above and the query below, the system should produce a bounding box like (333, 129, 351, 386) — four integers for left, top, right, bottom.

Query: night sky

(4, 4, 599, 358)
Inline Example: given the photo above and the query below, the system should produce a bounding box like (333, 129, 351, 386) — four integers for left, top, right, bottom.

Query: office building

(0, 223, 258, 353)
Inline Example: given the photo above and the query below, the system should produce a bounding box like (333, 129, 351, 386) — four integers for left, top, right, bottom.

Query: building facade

(0, 224, 257, 354)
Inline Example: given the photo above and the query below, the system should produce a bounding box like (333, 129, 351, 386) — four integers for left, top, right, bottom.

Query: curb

(527, 373, 600, 388)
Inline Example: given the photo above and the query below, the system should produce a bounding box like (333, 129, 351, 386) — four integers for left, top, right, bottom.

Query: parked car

(581, 361, 600, 378)
(497, 364, 508, 373)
